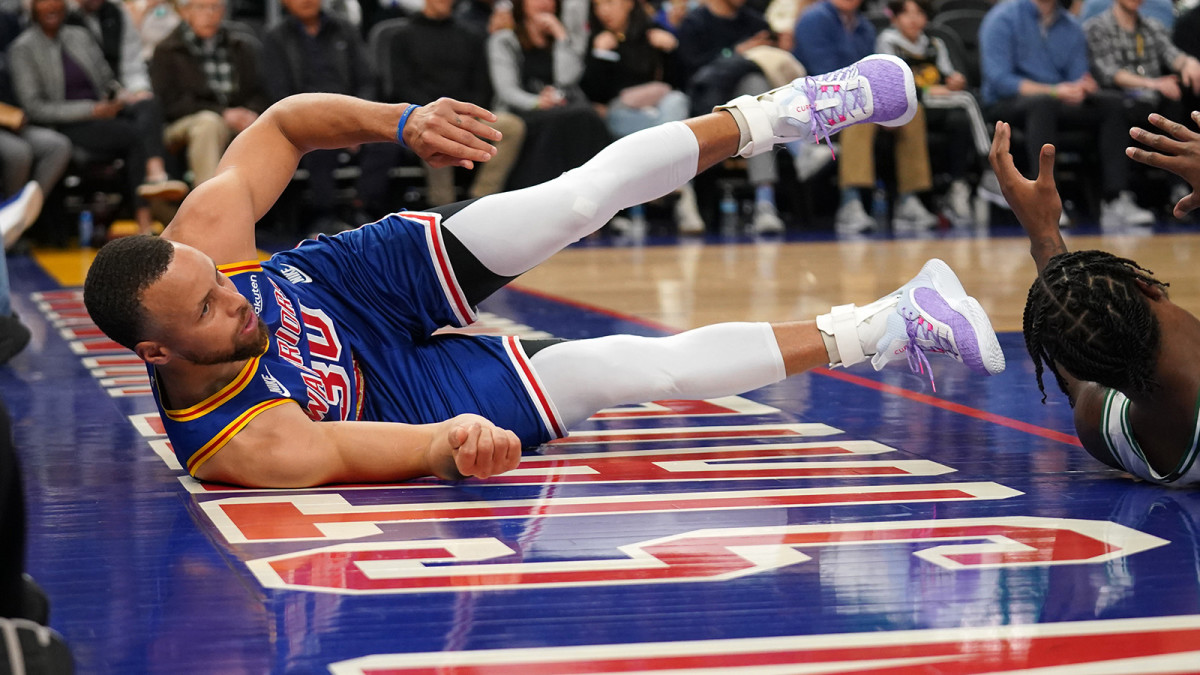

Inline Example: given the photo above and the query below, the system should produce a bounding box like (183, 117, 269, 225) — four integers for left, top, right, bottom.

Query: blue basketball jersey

(152, 213, 564, 477)
(151, 260, 366, 474)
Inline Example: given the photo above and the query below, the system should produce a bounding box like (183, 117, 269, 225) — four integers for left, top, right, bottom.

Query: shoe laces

(800, 64, 868, 160)
(902, 309, 959, 392)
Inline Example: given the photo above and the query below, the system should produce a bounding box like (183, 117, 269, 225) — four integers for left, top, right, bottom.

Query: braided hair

(1023, 250, 1167, 403)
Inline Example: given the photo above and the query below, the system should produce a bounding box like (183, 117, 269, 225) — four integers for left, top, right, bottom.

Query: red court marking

(507, 285, 1082, 448)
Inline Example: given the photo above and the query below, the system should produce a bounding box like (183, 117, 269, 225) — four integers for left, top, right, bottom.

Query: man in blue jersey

(83, 55, 1007, 489)
(992, 111, 1200, 487)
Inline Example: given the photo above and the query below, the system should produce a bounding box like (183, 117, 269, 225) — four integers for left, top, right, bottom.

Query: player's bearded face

(184, 304, 269, 366)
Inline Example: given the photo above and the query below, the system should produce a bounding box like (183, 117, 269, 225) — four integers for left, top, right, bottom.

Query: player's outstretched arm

(988, 121, 1067, 274)
(1126, 111, 1200, 218)
(162, 95, 500, 266)
(192, 403, 522, 488)
(989, 121, 1118, 466)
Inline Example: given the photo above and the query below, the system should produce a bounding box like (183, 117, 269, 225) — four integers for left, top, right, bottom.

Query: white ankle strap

(817, 303, 866, 367)
(715, 94, 777, 158)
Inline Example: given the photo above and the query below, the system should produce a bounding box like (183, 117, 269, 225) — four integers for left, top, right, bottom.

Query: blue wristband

(396, 104, 420, 148)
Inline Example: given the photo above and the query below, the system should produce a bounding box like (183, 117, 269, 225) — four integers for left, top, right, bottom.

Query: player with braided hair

(990, 112, 1200, 487)
(1024, 250, 1166, 403)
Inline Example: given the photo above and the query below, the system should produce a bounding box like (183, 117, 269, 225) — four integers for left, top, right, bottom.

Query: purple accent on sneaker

(795, 55, 916, 153)
(853, 56, 913, 126)
(913, 286, 986, 375)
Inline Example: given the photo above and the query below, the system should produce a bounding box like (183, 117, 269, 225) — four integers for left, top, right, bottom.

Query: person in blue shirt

(979, 0, 1154, 230)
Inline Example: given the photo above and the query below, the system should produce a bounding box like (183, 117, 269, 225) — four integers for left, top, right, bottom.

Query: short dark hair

(83, 235, 175, 352)
(1023, 250, 1167, 403)
(887, 0, 930, 18)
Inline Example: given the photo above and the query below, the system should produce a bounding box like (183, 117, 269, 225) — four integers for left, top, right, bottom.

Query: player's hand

(430, 414, 522, 480)
(403, 98, 501, 170)
(1127, 111, 1200, 218)
(989, 120, 1062, 239)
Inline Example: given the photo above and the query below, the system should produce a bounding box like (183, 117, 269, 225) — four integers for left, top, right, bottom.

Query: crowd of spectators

(0, 0, 1199, 361)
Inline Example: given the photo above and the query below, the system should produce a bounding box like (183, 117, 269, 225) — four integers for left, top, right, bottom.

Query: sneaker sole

(905, 259, 1005, 375)
(864, 54, 919, 128)
(910, 287, 1005, 375)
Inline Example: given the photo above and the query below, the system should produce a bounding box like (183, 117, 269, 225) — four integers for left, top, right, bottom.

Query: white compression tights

(529, 322, 787, 430)
(442, 121, 699, 277)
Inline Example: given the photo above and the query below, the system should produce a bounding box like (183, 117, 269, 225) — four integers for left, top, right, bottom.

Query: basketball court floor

(4, 223, 1200, 674)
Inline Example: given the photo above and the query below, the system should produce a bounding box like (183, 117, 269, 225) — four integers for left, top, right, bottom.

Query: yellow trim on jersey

(185, 398, 291, 474)
(162, 356, 262, 422)
(217, 260, 264, 276)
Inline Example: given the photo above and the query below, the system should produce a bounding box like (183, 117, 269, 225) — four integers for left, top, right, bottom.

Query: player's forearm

(321, 420, 443, 484)
(1029, 232, 1068, 275)
(264, 93, 404, 154)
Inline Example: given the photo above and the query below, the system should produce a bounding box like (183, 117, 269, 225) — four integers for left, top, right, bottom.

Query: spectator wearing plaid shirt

(1084, 0, 1200, 113)
(149, 0, 267, 187)
(980, 0, 1155, 231)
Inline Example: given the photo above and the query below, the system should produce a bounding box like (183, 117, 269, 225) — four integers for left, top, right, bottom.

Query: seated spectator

(679, 0, 819, 234)
(10, 0, 187, 237)
(795, 0, 938, 234)
(487, 0, 611, 191)
(1080, 0, 1173, 30)
(980, 0, 1153, 231)
(877, 0, 999, 225)
(261, 0, 395, 231)
(582, 0, 704, 233)
(67, 0, 153, 96)
(149, 0, 268, 188)
(1177, 3, 1200, 131)
(387, 0, 527, 208)
(1085, 0, 1200, 119)
(0, 7, 71, 249)
(1085, 0, 1200, 211)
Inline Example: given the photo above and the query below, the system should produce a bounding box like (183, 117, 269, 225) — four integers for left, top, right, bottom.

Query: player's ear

(135, 340, 171, 365)
(1133, 278, 1166, 302)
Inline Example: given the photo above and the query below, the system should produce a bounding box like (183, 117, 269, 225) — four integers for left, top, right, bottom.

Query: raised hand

(988, 120, 1067, 272)
(1126, 111, 1200, 218)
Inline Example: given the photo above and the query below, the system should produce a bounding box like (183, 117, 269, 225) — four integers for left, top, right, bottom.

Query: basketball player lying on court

(83, 55, 1006, 489)
(989, 111, 1200, 488)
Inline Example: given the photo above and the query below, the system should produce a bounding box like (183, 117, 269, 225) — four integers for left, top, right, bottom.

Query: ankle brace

(815, 295, 898, 368)
(714, 95, 779, 158)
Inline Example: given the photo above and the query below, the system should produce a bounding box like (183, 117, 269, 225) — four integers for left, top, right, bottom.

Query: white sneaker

(716, 54, 918, 157)
(945, 180, 972, 224)
(751, 201, 784, 234)
(892, 194, 938, 230)
(792, 142, 834, 181)
(835, 199, 876, 235)
(675, 184, 706, 234)
(871, 259, 1006, 387)
(1100, 192, 1155, 231)
(1, 182, 43, 250)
